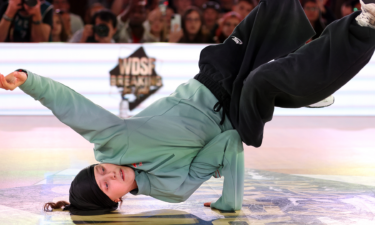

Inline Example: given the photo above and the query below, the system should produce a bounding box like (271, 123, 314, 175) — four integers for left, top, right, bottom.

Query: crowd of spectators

(0, 0, 363, 44)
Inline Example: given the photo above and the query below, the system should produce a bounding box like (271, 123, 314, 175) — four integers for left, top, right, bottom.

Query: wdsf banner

(110, 47, 163, 117)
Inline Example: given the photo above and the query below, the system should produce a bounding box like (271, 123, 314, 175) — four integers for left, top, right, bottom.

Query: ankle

(356, 0, 375, 29)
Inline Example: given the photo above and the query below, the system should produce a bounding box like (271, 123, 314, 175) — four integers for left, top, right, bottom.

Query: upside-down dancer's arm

(141, 130, 244, 211)
(204, 130, 244, 211)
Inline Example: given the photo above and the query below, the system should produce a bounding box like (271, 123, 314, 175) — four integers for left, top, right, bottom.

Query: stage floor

(0, 116, 374, 224)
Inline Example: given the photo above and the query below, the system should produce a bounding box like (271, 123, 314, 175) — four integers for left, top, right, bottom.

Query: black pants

(196, 0, 375, 147)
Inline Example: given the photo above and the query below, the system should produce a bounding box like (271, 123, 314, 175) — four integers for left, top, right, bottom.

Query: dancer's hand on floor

(204, 202, 211, 207)
(0, 71, 27, 91)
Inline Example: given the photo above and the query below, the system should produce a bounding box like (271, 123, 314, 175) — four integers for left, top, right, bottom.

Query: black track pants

(197, 0, 375, 147)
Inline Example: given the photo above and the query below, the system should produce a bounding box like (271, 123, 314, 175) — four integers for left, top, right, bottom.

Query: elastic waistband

(194, 64, 232, 125)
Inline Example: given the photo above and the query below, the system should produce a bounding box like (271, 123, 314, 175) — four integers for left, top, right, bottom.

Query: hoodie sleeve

(200, 130, 244, 211)
(18, 70, 127, 163)
(148, 130, 244, 211)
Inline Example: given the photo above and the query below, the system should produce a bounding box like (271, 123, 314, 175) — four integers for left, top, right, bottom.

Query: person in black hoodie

(195, 0, 375, 147)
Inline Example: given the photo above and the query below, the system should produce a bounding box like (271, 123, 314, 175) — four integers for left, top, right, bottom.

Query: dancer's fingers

(1, 73, 15, 91)
(0, 75, 10, 90)
(13, 71, 27, 84)
(0, 74, 4, 89)
(0, 74, 10, 90)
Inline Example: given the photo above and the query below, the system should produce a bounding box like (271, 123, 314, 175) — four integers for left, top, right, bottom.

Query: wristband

(2, 14, 14, 22)
(32, 20, 42, 25)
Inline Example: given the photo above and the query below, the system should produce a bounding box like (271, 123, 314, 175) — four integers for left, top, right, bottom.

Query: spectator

(316, 0, 336, 24)
(233, 0, 254, 20)
(341, 0, 360, 18)
(53, 0, 84, 35)
(202, 1, 220, 40)
(0, 0, 53, 42)
(169, 6, 211, 43)
(302, 0, 326, 41)
(84, 2, 106, 24)
(115, 0, 155, 43)
(148, 7, 166, 42)
(164, 7, 175, 39)
(88, 0, 115, 9)
(220, 0, 235, 13)
(110, 0, 129, 16)
(79, 9, 117, 43)
(52, 11, 70, 42)
(332, 0, 347, 18)
(214, 11, 241, 43)
(146, 0, 159, 11)
(66, 0, 88, 23)
(174, 0, 192, 15)
(110, 0, 158, 16)
(70, 3, 106, 42)
(193, 0, 209, 9)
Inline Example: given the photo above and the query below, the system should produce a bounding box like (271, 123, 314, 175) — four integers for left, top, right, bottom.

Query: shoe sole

(305, 97, 335, 108)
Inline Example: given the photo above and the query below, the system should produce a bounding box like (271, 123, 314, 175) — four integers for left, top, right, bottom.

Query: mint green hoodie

(19, 70, 245, 211)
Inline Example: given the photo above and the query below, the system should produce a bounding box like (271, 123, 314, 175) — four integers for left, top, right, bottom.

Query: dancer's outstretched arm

(0, 70, 126, 162)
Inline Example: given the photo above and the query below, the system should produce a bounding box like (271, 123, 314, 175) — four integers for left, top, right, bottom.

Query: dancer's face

(94, 164, 135, 202)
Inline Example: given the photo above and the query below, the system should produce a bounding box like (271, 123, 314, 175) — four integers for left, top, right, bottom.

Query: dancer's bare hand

(0, 71, 27, 91)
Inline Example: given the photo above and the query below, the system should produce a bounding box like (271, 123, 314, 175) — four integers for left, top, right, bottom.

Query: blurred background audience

(0, 0, 365, 43)
(115, 0, 155, 43)
(73, 9, 117, 43)
(202, 1, 220, 40)
(148, 7, 166, 42)
(232, 0, 254, 19)
(219, 0, 235, 13)
(214, 11, 241, 43)
(174, 0, 192, 15)
(0, 0, 53, 42)
(53, 0, 83, 36)
(303, 0, 326, 41)
(52, 10, 69, 42)
(170, 6, 211, 43)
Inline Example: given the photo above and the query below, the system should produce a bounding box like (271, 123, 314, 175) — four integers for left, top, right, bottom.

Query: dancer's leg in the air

(197, 0, 375, 147)
(196, 0, 316, 146)
(238, 1, 375, 146)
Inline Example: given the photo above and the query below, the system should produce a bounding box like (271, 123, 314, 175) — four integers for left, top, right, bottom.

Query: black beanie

(63, 164, 119, 215)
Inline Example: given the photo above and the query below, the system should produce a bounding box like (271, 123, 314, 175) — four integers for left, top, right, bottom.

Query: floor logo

(110, 47, 163, 114)
(232, 36, 243, 45)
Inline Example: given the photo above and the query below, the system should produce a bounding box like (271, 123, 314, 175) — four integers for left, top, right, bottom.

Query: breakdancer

(1, 0, 375, 215)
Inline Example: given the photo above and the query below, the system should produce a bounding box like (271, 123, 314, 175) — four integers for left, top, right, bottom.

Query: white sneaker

(305, 95, 335, 108)
(356, 0, 375, 29)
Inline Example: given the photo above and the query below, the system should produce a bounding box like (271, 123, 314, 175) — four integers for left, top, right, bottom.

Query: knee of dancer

(243, 70, 276, 95)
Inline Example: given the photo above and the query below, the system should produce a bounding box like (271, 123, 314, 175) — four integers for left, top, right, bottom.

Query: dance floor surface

(0, 116, 374, 225)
